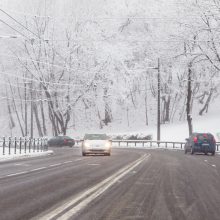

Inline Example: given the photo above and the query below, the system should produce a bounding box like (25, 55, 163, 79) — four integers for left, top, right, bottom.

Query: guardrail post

(127, 142, 128, 147)
(29, 137, 31, 153)
(165, 142, 167, 148)
(45, 138, 48, 151)
(142, 142, 144, 147)
(150, 141, 152, 147)
(173, 142, 175, 148)
(37, 138, 40, 152)
(119, 141, 120, 147)
(19, 137, 22, 154)
(41, 138, 43, 151)
(8, 137, 11, 155)
(3, 136, 5, 155)
(14, 137, 17, 154)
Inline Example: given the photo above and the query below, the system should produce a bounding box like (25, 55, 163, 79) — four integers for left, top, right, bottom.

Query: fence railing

(0, 137, 48, 155)
(111, 140, 220, 151)
(75, 139, 220, 151)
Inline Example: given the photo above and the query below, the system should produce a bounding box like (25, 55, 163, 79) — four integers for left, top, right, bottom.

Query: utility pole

(30, 76, 33, 138)
(24, 80, 27, 137)
(157, 58, 161, 141)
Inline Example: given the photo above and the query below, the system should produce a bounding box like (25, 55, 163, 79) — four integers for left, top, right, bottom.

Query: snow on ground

(0, 148, 53, 162)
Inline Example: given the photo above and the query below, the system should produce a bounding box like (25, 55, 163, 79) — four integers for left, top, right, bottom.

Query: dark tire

(191, 147, 194, 155)
(205, 152, 208, 155)
(82, 152, 86, 156)
(184, 149, 187, 154)
(212, 151, 215, 156)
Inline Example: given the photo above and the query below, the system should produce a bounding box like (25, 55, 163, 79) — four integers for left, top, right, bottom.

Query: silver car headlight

(105, 141, 111, 149)
(83, 141, 90, 148)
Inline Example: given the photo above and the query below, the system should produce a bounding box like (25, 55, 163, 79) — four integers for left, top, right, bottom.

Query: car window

(84, 134, 108, 140)
(196, 133, 213, 141)
(63, 136, 71, 139)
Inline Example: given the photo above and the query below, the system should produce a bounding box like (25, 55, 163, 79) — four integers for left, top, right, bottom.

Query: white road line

(2, 160, 76, 179)
(63, 161, 73, 164)
(87, 163, 99, 166)
(40, 153, 150, 220)
(204, 160, 208, 162)
(49, 163, 62, 167)
(6, 171, 28, 177)
(31, 167, 47, 171)
(75, 159, 82, 161)
(212, 164, 216, 167)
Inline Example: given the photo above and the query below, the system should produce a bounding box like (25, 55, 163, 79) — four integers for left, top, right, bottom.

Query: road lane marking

(63, 161, 73, 164)
(2, 158, 87, 179)
(75, 159, 82, 161)
(40, 153, 150, 220)
(87, 164, 100, 166)
(31, 167, 47, 171)
(204, 160, 208, 162)
(49, 163, 62, 167)
(6, 171, 28, 177)
(212, 164, 216, 167)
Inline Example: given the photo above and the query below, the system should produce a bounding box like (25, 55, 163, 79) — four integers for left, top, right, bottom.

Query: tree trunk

(8, 83, 25, 136)
(199, 89, 213, 115)
(186, 63, 193, 136)
(40, 100, 47, 136)
(33, 103, 43, 137)
(144, 95, 148, 125)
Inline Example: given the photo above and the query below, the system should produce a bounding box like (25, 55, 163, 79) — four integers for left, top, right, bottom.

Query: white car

(82, 134, 112, 156)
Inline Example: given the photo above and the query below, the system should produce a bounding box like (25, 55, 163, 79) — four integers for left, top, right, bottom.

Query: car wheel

(190, 147, 194, 155)
(184, 148, 187, 154)
(82, 152, 86, 156)
(212, 151, 215, 156)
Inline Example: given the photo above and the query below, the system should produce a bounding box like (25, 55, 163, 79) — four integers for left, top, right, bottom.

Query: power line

(0, 53, 79, 73)
(0, 7, 50, 18)
(0, 8, 44, 40)
(0, 19, 31, 39)
(0, 70, 77, 87)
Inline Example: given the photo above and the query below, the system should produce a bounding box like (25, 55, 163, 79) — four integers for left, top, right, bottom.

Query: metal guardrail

(75, 139, 220, 151)
(0, 137, 48, 155)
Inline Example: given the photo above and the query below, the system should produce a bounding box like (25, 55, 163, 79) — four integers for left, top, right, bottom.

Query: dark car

(48, 136, 75, 147)
(184, 132, 216, 155)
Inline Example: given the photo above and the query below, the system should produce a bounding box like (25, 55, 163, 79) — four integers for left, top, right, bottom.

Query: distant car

(184, 133, 216, 155)
(82, 133, 112, 156)
(48, 136, 75, 147)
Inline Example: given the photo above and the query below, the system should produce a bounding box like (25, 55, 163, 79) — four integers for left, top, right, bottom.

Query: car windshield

(196, 133, 212, 141)
(84, 134, 108, 140)
(56, 136, 71, 139)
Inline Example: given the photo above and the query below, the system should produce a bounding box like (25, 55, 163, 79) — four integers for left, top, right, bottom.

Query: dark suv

(184, 133, 216, 155)
(48, 136, 75, 147)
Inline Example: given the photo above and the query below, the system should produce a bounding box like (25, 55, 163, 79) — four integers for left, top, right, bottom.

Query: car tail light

(203, 134, 208, 138)
(193, 137, 198, 143)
